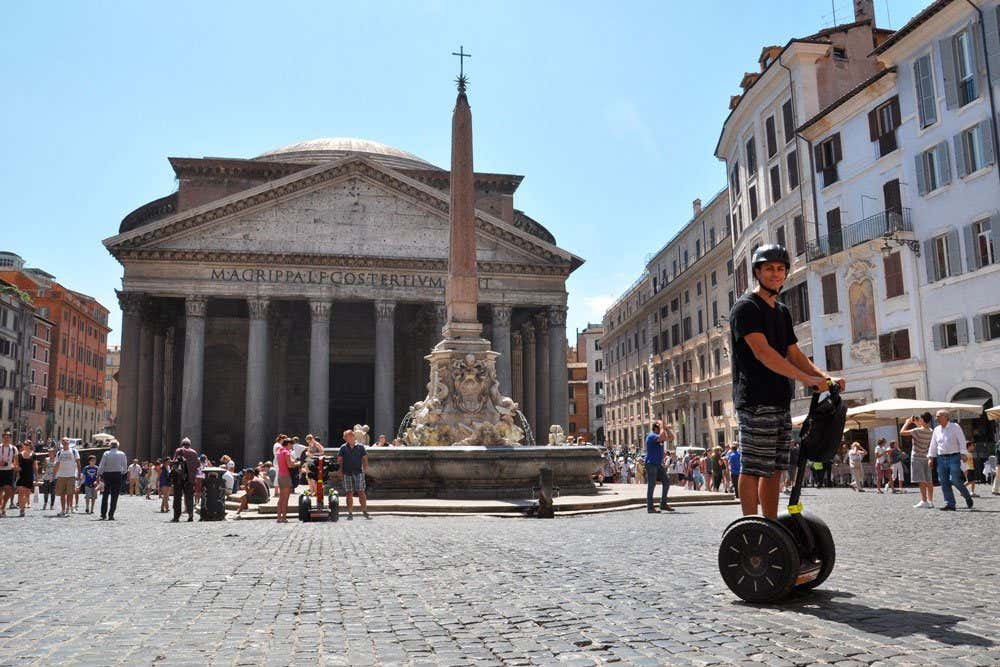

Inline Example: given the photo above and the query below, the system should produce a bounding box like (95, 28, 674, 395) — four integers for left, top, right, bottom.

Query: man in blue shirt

(644, 421, 675, 513)
(726, 443, 741, 499)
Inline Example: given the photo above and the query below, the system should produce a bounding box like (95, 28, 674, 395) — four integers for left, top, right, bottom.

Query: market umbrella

(793, 398, 983, 429)
(986, 406, 1000, 420)
(92, 433, 115, 442)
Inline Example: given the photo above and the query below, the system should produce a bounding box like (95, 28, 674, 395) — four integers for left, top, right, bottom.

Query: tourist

(80, 455, 99, 514)
(222, 461, 237, 494)
(127, 459, 142, 496)
(689, 454, 704, 490)
(927, 410, 973, 511)
(52, 437, 80, 517)
(15, 440, 37, 517)
(263, 461, 276, 488)
(97, 440, 128, 520)
(847, 442, 866, 492)
(171, 437, 199, 522)
(40, 447, 56, 509)
(291, 437, 306, 488)
(901, 413, 933, 507)
(709, 447, 725, 491)
(643, 421, 674, 513)
(962, 442, 979, 497)
(157, 459, 171, 513)
(873, 438, 891, 493)
(272, 434, 286, 472)
(988, 455, 999, 496)
(730, 244, 844, 518)
(305, 434, 324, 495)
(145, 461, 156, 499)
(235, 469, 269, 517)
(274, 437, 300, 523)
(0, 429, 17, 516)
(726, 443, 741, 498)
(888, 441, 905, 493)
(376, 434, 388, 447)
(337, 428, 369, 520)
(194, 454, 207, 506)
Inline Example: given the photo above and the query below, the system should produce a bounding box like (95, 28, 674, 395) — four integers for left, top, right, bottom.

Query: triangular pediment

(104, 157, 580, 270)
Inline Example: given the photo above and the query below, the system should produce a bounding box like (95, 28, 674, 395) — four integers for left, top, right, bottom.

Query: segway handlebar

(788, 378, 839, 512)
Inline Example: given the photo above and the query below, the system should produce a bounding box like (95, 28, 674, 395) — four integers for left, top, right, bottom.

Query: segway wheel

(778, 513, 835, 591)
(298, 495, 311, 523)
(718, 518, 799, 603)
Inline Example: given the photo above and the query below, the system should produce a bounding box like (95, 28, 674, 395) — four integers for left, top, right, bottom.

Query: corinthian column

(511, 330, 523, 407)
(244, 298, 270, 466)
(149, 317, 165, 460)
(374, 300, 396, 439)
(115, 291, 144, 455)
(161, 325, 175, 456)
(135, 303, 154, 461)
(521, 322, 536, 440)
(491, 305, 513, 397)
(534, 312, 550, 445)
(309, 300, 332, 446)
(180, 296, 207, 449)
(548, 305, 569, 434)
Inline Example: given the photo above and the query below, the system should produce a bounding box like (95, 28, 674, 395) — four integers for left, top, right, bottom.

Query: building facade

(0, 275, 35, 440)
(567, 352, 589, 442)
(104, 138, 581, 463)
(602, 273, 653, 451)
(0, 256, 111, 443)
(574, 323, 605, 445)
(105, 344, 120, 433)
(25, 311, 54, 440)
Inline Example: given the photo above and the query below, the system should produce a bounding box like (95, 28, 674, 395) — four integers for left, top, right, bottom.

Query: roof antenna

(884, 0, 892, 29)
(831, 0, 836, 26)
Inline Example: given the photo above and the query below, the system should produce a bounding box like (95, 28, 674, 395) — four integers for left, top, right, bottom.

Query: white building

(575, 323, 606, 445)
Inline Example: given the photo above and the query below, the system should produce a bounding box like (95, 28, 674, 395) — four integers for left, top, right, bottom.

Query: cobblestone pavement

(2, 488, 997, 666)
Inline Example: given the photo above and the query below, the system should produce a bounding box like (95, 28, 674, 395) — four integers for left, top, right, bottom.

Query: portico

(105, 140, 581, 463)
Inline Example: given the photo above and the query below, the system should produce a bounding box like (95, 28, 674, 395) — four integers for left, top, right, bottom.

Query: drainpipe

(779, 52, 822, 245)
(963, 0, 1000, 186)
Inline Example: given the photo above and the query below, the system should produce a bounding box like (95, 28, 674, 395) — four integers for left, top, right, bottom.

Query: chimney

(853, 0, 875, 24)
(693, 199, 702, 216)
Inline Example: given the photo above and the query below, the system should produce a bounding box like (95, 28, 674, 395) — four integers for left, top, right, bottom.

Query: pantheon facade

(104, 138, 582, 464)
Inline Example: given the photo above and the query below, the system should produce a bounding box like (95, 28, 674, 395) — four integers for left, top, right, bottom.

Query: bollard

(537, 465, 555, 519)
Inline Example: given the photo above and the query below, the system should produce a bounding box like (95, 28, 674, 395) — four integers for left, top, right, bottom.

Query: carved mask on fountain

(451, 353, 492, 414)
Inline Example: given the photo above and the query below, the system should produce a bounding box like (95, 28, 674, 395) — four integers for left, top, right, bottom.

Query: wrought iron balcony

(806, 208, 912, 261)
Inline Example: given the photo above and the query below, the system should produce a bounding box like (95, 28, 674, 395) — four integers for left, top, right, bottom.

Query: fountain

(364, 55, 600, 498)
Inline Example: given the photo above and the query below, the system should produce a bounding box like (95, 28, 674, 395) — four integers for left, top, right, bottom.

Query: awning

(987, 406, 1000, 420)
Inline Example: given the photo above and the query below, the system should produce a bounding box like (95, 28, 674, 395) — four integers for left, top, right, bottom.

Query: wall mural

(849, 278, 877, 343)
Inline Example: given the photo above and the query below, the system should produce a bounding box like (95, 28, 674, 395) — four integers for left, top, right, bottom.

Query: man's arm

(743, 334, 827, 391)
(337, 455, 344, 477)
(787, 344, 846, 391)
(362, 454, 368, 475)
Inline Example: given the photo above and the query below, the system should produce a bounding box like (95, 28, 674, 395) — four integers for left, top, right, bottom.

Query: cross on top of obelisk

(452, 45, 471, 92)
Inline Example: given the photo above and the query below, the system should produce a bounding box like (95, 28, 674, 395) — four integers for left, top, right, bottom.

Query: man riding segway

(730, 244, 844, 518)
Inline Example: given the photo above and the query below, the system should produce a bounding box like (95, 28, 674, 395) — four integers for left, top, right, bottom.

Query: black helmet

(751, 244, 790, 270)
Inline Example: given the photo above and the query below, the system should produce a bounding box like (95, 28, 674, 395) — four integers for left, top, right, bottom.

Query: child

(82, 456, 100, 514)
(158, 460, 172, 513)
(963, 443, 978, 497)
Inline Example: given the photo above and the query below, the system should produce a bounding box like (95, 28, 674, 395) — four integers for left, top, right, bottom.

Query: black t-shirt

(338, 443, 367, 475)
(730, 292, 797, 410)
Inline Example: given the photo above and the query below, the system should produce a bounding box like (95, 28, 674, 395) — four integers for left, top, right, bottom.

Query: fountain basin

(364, 446, 602, 499)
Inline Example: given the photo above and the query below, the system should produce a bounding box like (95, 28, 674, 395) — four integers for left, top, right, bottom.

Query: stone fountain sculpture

(403, 73, 524, 448)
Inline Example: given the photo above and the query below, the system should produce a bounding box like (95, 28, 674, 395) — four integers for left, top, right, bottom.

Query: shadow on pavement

(780, 590, 995, 648)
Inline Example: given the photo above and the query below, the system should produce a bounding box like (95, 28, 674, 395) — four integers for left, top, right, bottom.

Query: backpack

(799, 385, 848, 462)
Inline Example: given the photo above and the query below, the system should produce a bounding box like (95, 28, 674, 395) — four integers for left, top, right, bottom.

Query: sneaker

(363, 511, 371, 519)
(966, 496, 974, 509)
(876, 488, 883, 494)
(857, 488, 865, 492)
(55, 511, 65, 517)
(940, 505, 956, 511)
(347, 513, 354, 521)
(926, 502, 934, 508)
(913, 501, 926, 508)
(661, 504, 675, 512)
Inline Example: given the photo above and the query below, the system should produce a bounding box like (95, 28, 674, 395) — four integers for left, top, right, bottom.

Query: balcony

(806, 208, 912, 262)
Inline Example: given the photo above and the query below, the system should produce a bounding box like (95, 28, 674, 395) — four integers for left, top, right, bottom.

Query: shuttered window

(878, 329, 911, 362)
(782, 100, 794, 144)
(748, 185, 759, 220)
(787, 150, 799, 190)
(915, 142, 952, 196)
(954, 120, 996, 177)
(793, 215, 806, 256)
(964, 216, 995, 271)
(775, 225, 786, 250)
(883, 252, 904, 298)
(913, 54, 938, 128)
(924, 230, 963, 282)
(932, 319, 968, 349)
(973, 312, 1000, 342)
(765, 116, 777, 158)
(746, 137, 758, 175)
(821, 273, 838, 314)
(867, 96, 900, 157)
(814, 134, 842, 186)
(824, 344, 843, 372)
(769, 164, 782, 203)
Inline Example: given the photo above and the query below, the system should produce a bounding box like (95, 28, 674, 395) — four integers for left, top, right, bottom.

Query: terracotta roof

(797, 67, 897, 134)
(872, 0, 954, 55)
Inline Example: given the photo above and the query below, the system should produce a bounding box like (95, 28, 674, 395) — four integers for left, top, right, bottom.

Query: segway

(718, 380, 847, 602)
(297, 456, 340, 523)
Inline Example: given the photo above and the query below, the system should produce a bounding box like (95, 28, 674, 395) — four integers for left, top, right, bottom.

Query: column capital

(375, 300, 396, 321)
(116, 290, 146, 316)
(534, 311, 549, 335)
(310, 300, 333, 322)
(491, 304, 512, 327)
(185, 296, 208, 318)
(247, 297, 270, 321)
(511, 330, 522, 346)
(547, 304, 567, 327)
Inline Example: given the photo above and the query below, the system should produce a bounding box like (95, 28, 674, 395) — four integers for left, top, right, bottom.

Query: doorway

(330, 363, 374, 441)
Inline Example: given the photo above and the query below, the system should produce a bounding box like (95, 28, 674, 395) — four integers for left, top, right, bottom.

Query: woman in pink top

(275, 438, 300, 523)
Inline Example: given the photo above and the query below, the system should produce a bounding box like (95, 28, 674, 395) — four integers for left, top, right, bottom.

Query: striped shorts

(737, 405, 792, 478)
(343, 473, 366, 494)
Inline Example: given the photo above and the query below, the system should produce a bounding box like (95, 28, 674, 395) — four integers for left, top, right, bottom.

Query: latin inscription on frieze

(209, 267, 491, 290)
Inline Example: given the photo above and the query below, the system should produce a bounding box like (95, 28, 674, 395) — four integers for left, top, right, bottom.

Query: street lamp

(880, 230, 921, 258)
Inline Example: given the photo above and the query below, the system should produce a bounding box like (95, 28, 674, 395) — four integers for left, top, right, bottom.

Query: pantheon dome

(256, 137, 441, 171)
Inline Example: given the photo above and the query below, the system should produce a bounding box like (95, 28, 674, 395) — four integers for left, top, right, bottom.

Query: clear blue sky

(1, 0, 929, 345)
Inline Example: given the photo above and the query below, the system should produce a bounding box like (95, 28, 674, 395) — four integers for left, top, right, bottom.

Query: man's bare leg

(739, 474, 760, 516)
(739, 473, 782, 518)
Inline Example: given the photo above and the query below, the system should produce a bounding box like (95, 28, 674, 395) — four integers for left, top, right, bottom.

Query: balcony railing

(806, 208, 912, 262)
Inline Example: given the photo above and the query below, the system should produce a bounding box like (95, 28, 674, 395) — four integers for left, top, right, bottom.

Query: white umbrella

(793, 398, 983, 430)
(92, 433, 115, 442)
(986, 406, 1000, 420)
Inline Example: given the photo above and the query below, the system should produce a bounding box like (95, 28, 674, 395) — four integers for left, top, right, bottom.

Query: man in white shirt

(52, 437, 81, 517)
(222, 462, 236, 495)
(0, 429, 18, 517)
(927, 410, 973, 511)
(97, 440, 129, 520)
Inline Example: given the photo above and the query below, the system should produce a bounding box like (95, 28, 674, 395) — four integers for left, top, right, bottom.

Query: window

(713, 347, 721, 373)
(913, 53, 937, 128)
(955, 121, 995, 177)
(730, 161, 741, 196)
(696, 281, 702, 296)
(709, 227, 716, 246)
(710, 270, 717, 287)
(682, 317, 692, 340)
(765, 115, 777, 158)
(671, 324, 680, 347)
(769, 164, 782, 202)
(933, 319, 968, 349)
(896, 386, 917, 400)
(952, 29, 979, 106)
(748, 185, 759, 220)
(785, 150, 799, 191)
(821, 273, 838, 314)
(684, 290, 690, 304)
(974, 311, 1000, 341)
(711, 301, 718, 327)
(783, 282, 810, 325)
(594, 359, 603, 372)
(967, 217, 995, 270)
(695, 239, 702, 258)
(884, 252, 904, 298)
(814, 134, 842, 186)
(781, 100, 794, 144)
(712, 399, 723, 417)
(697, 311, 704, 334)
(926, 230, 962, 282)
(746, 136, 757, 175)
(595, 405, 604, 419)
(824, 344, 843, 372)
(867, 96, 900, 157)
(793, 215, 805, 256)
(775, 225, 786, 250)
(878, 329, 911, 362)
(916, 142, 952, 195)
(595, 381, 604, 396)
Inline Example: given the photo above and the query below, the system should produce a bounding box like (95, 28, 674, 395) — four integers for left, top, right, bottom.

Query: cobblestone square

(2, 488, 997, 666)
